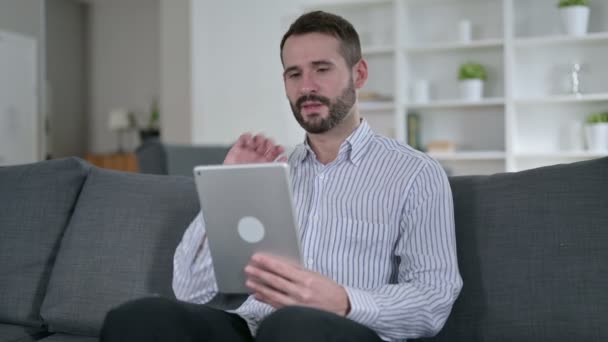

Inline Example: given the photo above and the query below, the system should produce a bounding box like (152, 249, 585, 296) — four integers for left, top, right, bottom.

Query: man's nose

(300, 72, 319, 95)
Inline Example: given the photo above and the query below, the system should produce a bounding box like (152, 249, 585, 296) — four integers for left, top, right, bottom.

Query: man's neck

(307, 110, 361, 165)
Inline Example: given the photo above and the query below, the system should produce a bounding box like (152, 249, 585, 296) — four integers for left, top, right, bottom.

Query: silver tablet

(193, 163, 302, 294)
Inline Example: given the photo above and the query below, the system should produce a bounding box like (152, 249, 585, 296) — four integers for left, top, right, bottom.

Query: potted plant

(585, 112, 608, 152)
(558, 0, 590, 36)
(458, 62, 487, 101)
(139, 100, 161, 142)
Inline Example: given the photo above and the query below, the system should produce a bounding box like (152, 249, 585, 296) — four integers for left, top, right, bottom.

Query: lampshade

(108, 108, 130, 131)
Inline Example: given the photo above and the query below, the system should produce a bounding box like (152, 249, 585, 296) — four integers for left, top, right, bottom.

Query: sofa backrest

(415, 157, 608, 342)
(135, 138, 230, 177)
(39, 166, 200, 336)
(0, 158, 90, 327)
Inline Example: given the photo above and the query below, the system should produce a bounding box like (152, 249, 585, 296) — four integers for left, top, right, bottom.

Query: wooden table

(85, 152, 139, 172)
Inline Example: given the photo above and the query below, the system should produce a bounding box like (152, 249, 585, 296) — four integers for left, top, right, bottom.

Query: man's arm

(172, 212, 218, 303)
(344, 160, 462, 340)
(173, 132, 287, 302)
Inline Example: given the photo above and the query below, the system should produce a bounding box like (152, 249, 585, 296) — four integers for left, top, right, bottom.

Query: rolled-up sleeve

(172, 212, 219, 304)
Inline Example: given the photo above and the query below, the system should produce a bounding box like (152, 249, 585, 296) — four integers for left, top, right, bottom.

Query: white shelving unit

(304, 0, 608, 175)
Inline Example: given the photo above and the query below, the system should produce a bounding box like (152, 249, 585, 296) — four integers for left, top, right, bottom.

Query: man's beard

(290, 79, 356, 134)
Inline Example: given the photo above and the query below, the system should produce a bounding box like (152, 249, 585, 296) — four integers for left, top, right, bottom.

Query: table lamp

(108, 108, 130, 153)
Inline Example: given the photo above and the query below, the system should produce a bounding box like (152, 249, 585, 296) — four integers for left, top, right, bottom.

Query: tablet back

(194, 163, 302, 293)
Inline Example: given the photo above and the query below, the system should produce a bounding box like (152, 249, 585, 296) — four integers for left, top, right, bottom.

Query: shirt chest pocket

(331, 218, 394, 258)
(321, 218, 396, 286)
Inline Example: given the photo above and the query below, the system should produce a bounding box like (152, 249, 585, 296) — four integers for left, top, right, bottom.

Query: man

(101, 11, 462, 342)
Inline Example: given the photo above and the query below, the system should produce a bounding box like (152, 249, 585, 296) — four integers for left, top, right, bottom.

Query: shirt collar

(291, 119, 374, 167)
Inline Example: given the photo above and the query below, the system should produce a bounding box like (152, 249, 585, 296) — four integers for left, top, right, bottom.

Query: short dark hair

(280, 11, 362, 68)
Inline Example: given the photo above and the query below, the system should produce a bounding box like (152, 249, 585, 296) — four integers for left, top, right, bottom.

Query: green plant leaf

(586, 112, 608, 124)
(558, 0, 589, 8)
(458, 62, 487, 80)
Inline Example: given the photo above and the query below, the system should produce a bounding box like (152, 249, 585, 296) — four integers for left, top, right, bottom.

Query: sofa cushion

(0, 323, 49, 342)
(416, 157, 608, 342)
(0, 158, 89, 327)
(37, 334, 97, 342)
(40, 167, 199, 336)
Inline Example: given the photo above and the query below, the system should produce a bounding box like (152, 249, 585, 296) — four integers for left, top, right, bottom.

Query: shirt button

(307, 258, 314, 267)
(319, 174, 325, 180)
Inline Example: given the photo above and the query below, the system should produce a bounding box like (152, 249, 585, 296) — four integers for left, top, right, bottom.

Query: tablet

(193, 163, 302, 293)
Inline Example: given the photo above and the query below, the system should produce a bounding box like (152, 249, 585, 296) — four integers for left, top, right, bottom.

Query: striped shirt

(172, 120, 462, 341)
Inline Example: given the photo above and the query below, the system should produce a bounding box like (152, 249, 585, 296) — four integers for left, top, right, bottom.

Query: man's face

(282, 33, 357, 134)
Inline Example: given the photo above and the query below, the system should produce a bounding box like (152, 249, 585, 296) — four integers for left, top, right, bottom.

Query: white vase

(459, 20, 472, 43)
(560, 6, 590, 36)
(585, 123, 608, 152)
(412, 80, 430, 104)
(460, 79, 483, 101)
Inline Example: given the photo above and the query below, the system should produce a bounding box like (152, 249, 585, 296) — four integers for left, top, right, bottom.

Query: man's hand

(224, 133, 287, 165)
(244, 253, 351, 316)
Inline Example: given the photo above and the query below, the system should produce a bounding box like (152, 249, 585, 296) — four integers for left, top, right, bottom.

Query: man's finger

(251, 253, 303, 283)
(236, 133, 252, 148)
(246, 279, 296, 307)
(263, 139, 275, 157)
(245, 265, 300, 297)
(261, 140, 279, 160)
(254, 135, 269, 154)
(243, 134, 255, 149)
(265, 145, 285, 162)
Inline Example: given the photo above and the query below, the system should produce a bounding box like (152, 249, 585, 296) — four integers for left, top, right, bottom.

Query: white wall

(46, 0, 88, 158)
(191, 0, 309, 147)
(191, 0, 372, 147)
(160, 0, 191, 144)
(88, 0, 159, 153)
(0, 0, 45, 160)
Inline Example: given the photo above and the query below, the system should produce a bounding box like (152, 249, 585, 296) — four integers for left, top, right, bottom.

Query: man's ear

(353, 59, 368, 89)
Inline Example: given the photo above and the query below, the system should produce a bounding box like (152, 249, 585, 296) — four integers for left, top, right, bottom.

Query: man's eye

(317, 68, 329, 73)
(288, 73, 301, 79)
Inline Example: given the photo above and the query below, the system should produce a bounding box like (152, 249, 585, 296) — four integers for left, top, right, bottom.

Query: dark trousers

(100, 297, 383, 342)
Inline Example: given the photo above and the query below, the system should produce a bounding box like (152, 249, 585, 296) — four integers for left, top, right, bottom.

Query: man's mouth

(301, 102, 324, 112)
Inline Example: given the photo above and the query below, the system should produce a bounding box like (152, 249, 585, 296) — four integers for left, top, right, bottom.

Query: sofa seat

(0, 323, 48, 342)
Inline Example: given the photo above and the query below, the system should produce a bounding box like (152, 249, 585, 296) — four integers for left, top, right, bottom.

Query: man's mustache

(296, 94, 331, 109)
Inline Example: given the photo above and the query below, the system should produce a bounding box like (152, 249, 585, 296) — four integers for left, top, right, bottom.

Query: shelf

(362, 45, 395, 55)
(406, 98, 505, 110)
(315, 0, 392, 8)
(429, 151, 506, 161)
(514, 32, 608, 48)
(404, 39, 503, 53)
(515, 151, 608, 159)
(515, 93, 608, 105)
(359, 101, 395, 112)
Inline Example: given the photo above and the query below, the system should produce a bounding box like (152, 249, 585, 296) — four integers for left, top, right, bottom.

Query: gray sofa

(0, 156, 606, 342)
(135, 138, 230, 176)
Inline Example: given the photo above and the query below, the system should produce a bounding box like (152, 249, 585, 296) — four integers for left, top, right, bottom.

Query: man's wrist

(342, 286, 351, 316)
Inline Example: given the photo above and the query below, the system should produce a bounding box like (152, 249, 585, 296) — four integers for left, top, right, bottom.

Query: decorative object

(558, 0, 590, 36)
(407, 112, 421, 150)
(585, 112, 608, 152)
(426, 140, 456, 153)
(359, 91, 393, 102)
(458, 62, 487, 101)
(459, 20, 472, 43)
(412, 80, 430, 104)
(569, 62, 582, 95)
(139, 100, 161, 142)
(108, 108, 131, 153)
(561, 120, 584, 150)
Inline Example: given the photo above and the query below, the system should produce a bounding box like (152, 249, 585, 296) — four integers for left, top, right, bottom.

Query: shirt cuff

(344, 286, 381, 326)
